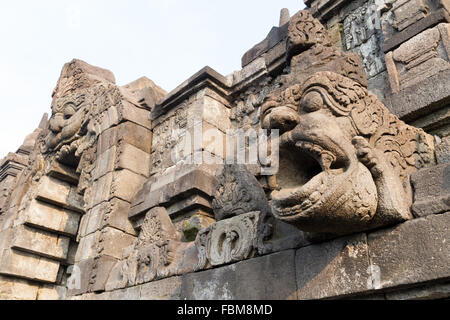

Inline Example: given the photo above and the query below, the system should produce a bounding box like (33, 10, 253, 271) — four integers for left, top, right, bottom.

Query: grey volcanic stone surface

(181, 250, 297, 300)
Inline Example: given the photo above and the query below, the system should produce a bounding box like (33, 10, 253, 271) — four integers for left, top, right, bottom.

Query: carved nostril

(265, 106, 300, 133)
(49, 115, 64, 133)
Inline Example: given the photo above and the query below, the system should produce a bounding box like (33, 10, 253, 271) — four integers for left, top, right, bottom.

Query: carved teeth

(319, 152, 335, 170)
(309, 191, 322, 203)
(300, 199, 312, 210)
(295, 141, 336, 171)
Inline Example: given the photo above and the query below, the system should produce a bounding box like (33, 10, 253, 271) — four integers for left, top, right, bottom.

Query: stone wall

(0, 2, 449, 300)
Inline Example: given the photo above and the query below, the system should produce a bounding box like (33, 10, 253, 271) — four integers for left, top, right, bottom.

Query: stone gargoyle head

(41, 59, 116, 166)
(261, 71, 434, 235)
(258, 10, 435, 235)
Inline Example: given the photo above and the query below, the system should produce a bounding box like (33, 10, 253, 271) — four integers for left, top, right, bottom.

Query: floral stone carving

(211, 164, 273, 252)
(195, 211, 264, 269)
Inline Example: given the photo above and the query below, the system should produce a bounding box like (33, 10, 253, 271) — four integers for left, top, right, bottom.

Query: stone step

(20, 199, 81, 237)
(0, 248, 60, 283)
(48, 161, 80, 186)
(0, 274, 39, 300)
(11, 225, 70, 261)
(36, 176, 84, 213)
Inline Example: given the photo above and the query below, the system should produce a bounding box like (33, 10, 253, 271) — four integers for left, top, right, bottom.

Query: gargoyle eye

(63, 104, 76, 120)
(300, 91, 323, 112)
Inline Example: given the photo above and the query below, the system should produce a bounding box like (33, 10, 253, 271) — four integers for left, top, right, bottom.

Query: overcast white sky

(0, 1, 304, 159)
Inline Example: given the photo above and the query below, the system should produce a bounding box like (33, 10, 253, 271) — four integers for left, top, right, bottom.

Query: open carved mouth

(270, 134, 351, 220)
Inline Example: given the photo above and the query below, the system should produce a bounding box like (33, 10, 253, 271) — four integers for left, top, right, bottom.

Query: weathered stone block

(368, 71, 389, 105)
(383, 8, 450, 53)
(140, 276, 182, 300)
(77, 292, 111, 300)
(75, 232, 100, 262)
(411, 164, 450, 216)
(181, 250, 297, 300)
(89, 173, 114, 209)
(389, 69, 450, 121)
(188, 93, 231, 134)
(81, 199, 136, 238)
(409, 103, 450, 136)
(263, 219, 309, 254)
(265, 41, 287, 73)
(367, 213, 450, 290)
(130, 168, 218, 224)
(305, 0, 348, 22)
(436, 136, 450, 164)
(120, 101, 151, 130)
(386, 23, 450, 94)
(81, 203, 106, 237)
(36, 176, 84, 212)
(92, 146, 116, 181)
(108, 285, 140, 300)
(385, 282, 450, 300)
(116, 143, 151, 177)
(241, 22, 289, 68)
(104, 259, 129, 291)
(181, 122, 227, 160)
(67, 258, 94, 296)
(37, 285, 67, 300)
(95, 106, 121, 134)
(34, 178, 83, 216)
(22, 199, 81, 237)
(11, 225, 70, 261)
(89, 255, 119, 292)
(0, 248, 60, 283)
(106, 198, 136, 236)
(392, 0, 430, 32)
(151, 66, 230, 121)
(98, 121, 152, 155)
(100, 227, 136, 260)
(295, 233, 371, 300)
(232, 57, 267, 88)
(66, 241, 77, 265)
(48, 161, 79, 185)
(94, 143, 150, 181)
(166, 194, 212, 217)
(122, 76, 166, 110)
(112, 169, 147, 202)
(0, 275, 39, 300)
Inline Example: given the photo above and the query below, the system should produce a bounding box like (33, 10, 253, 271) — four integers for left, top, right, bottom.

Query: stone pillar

(129, 67, 232, 237)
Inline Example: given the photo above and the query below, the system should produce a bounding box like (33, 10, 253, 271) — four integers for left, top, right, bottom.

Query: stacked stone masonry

(0, 2, 449, 300)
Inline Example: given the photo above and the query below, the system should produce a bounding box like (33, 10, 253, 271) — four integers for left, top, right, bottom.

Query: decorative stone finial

(279, 8, 290, 26)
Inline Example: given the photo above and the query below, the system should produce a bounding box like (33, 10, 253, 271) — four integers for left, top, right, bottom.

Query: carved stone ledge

(304, 0, 349, 22)
(383, 8, 450, 52)
(241, 24, 289, 68)
(388, 69, 450, 121)
(151, 66, 231, 120)
(129, 169, 218, 228)
(411, 163, 450, 217)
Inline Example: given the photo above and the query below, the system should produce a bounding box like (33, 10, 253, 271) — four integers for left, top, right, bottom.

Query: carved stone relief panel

(151, 104, 188, 174)
(343, 1, 386, 78)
